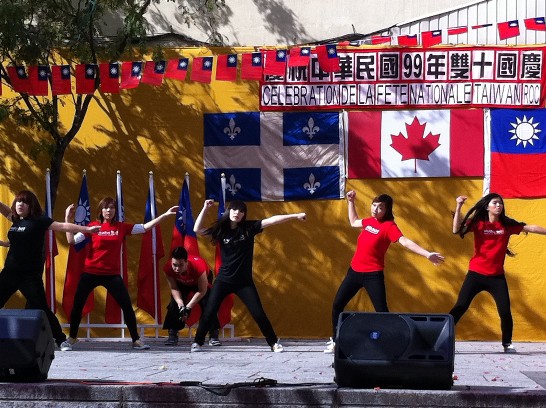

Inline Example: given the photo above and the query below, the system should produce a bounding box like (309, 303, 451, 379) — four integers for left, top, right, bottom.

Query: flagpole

(83, 170, 91, 336)
(45, 168, 55, 312)
(148, 171, 159, 332)
(116, 170, 126, 337)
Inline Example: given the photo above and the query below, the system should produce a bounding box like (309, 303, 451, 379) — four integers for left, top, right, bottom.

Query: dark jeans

(162, 283, 220, 337)
(331, 268, 389, 340)
(70, 273, 140, 342)
(0, 267, 66, 346)
(449, 271, 513, 345)
(194, 280, 277, 347)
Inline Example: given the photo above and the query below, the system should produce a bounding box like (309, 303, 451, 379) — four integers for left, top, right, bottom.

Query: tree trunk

(48, 142, 67, 212)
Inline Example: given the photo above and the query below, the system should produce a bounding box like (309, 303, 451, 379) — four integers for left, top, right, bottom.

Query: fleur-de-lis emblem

(224, 118, 241, 140)
(227, 174, 241, 196)
(303, 173, 320, 194)
(302, 117, 319, 139)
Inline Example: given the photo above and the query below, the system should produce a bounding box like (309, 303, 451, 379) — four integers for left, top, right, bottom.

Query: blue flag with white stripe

(204, 111, 345, 201)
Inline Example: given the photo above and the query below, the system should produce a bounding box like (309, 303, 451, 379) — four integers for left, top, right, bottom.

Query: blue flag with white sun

(489, 108, 546, 198)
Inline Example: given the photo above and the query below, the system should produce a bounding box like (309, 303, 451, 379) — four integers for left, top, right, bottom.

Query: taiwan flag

(263, 49, 287, 76)
(120, 61, 142, 89)
(397, 34, 418, 46)
(315, 44, 340, 73)
(204, 111, 345, 201)
(51, 65, 72, 95)
(497, 20, 520, 40)
(190, 56, 213, 83)
(98, 62, 120, 94)
(171, 175, 200, 256)
(28, 65, 49, 96)
(75, 64, 97, 94)
(288, 47, 311, 67)
(141, 60, 166, 86)
(524, 17, 546, 31)
(371, 35, 392, 45)
(447, 26, 468, 35)
(488, 108, 546, 198)
(7, 65, 31, 94)
(347, 109, 484, 178)
(215, 54, 238, 81)
(241, 52, 263, 80)
(165, 58, 189, 81)
(421, 30, 443, 48)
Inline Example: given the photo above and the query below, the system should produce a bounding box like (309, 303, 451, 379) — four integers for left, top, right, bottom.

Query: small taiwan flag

(524, 17, 546, 31)
(165, 58, 189, 81)
(141, 60, 166, 86)
(75, 64, 97, 95)
(497, 20, 520, 40)
(216, 54, 238, 81)
(421, 30, 443, 48)
(190, 56, 213, 83)
(7, 65, 31, 94)
(99, 62, 120, 94)
(28, 65, 49, 96)
(288, 47, 311, 67)
(263, 49, 287, 76)
(120, 61, 142, 89)
(241, 52, 263, 80)
(315, 44, 340, 73)
(51, 65, 72, 95)
(397, 34, 418, 46)
(371, 35, 391, 45)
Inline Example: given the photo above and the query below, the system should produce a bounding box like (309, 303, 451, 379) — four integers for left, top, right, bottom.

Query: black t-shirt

(216, 220, 262, 285)
(5, 216, 54, 272)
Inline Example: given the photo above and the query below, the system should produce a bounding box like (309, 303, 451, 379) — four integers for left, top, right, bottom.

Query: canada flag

(347, 110, 484, 178)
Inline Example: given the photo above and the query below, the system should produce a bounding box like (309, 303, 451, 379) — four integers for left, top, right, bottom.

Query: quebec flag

(204, 112, 345, 201)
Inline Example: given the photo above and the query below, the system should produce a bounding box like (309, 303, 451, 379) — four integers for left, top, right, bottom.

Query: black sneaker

(165, 335, 179, 346)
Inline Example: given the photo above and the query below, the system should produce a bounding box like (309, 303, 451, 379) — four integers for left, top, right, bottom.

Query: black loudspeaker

(334, 312, 454, 390)
(0, 309, 55, 382)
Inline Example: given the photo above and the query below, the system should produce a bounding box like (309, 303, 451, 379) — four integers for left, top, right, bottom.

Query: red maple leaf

(390, 116, 441, 173)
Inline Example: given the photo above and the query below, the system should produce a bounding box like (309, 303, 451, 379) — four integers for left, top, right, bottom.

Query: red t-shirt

(84, 221, 135, 275)
(163, 255, 211, 287)
(350, 217, 403, 273)
(468, 220, 524, 276)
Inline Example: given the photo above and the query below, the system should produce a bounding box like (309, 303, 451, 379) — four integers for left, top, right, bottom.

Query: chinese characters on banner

(260, 47, 545, 110)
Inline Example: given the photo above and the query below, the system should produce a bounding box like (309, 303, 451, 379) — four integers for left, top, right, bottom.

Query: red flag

(98, 62, 120, 94)
(190, 56, 213, 83)
(137, 182, 165, 321)
(263, 49, 287, 76)
(489, 109, 546, 198)
(498, 20, 520, 40)
(215, 54, 238, 81)
(165, 58, 188, 81)
(62, 174, 94, 318)
(75, 64, 97, 94)
(421, 30, 443, 48)
(51, 65, 72, 95)
(28, 66, 49, 96)
(471, 23, 493, 29)
(447, 26, 468, 35)
(288, 47, 311, 67)
(397, 34, 418, 46)
(171, 176, 200, 256)
(315, 44, 341, 72)
(120, 61, 142, 89)
(347, 109, 484, 179)
(141, 60, 166, 86)
(241, 52, 263, 80)
(371, 35, 392, 45)
(7, 65, 31, 93)
(524, 17, 546, 31)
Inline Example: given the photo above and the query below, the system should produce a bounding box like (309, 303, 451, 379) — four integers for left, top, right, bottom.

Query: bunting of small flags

(1, 15, 544, 96)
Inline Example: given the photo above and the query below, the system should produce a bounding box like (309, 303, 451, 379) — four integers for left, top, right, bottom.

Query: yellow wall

(2, 47, 546, 342)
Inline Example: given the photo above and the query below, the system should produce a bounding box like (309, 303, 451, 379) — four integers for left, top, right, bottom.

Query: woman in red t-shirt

(61, 196, 177, 351)
(451, 193, 546, 353)
(324, 190, 444, 353)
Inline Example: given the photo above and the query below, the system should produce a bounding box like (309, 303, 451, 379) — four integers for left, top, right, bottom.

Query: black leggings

(194, 280, 277, 347)
(70, 273, 140, 342)
(162, 283, 220, 336)
(331, 268, 388, 339)
(449, 271, 513, 346)
(0, 267, 66, 346)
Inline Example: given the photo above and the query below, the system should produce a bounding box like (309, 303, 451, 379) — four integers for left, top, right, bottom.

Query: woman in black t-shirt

(190, 199, 306, 353)
(0, 190, 99, 347)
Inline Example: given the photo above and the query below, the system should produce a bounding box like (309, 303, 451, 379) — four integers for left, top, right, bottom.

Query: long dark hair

(11, 190, 43, 219)
(96, 197, 117, 223)
(205, 200, 248, 244)
(372, 194, 394, 221)
(455, 193, 525, 256)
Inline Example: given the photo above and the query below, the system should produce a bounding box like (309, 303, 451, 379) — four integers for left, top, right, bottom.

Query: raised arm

(453, 196, 467, 234)
(398, 236, 445, 266)
(0, 200, 13, 222)
(346, 190, 362, 228)
(194, 199, 214, 236)
(62, 204, 101, 244)
(261, 212, 306, 229)
(143, 206, 179, 231)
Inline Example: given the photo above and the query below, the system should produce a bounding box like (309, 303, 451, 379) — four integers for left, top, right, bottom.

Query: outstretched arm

(194, 199, 214, 236)
(261, 212, 306, 229)
(523, 225, 546, 235)
(346, 190, 362, 227)
(143, 206, 179, 231)
(398, 236, 445, 266)
(453, 196, 467, 234)
(0, 240, 9, 247)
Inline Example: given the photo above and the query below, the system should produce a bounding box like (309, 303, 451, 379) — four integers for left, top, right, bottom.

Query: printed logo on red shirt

(483, 229, 504, 235)
(364, 225, 380, 235)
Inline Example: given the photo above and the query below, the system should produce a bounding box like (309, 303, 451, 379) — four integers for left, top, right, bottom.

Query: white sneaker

(190, 342, 202, 352)
(324, 337, 335, 354)
(271, 341, 284, 353)
(504, 344, 517, 353)
(132, 339, 150, 350)
(60, 337, 78, 351)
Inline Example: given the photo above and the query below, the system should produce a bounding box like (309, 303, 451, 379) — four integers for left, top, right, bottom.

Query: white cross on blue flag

(204, 111, 345, 201)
